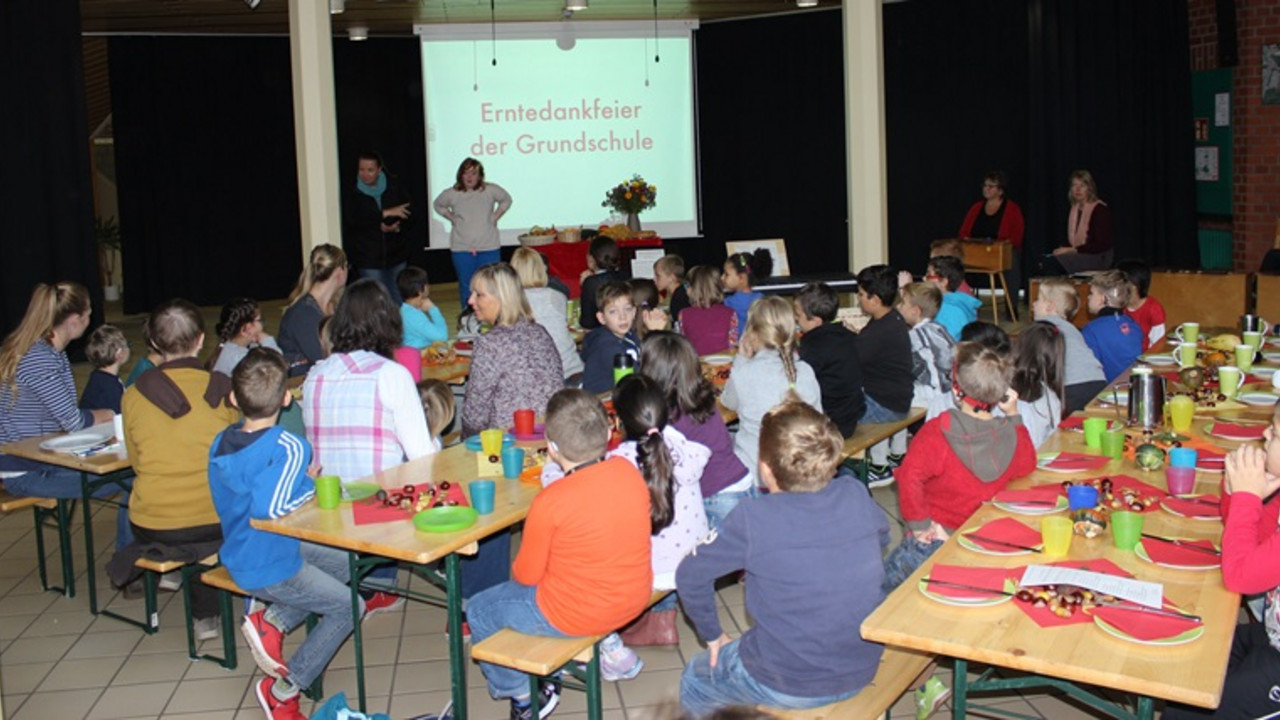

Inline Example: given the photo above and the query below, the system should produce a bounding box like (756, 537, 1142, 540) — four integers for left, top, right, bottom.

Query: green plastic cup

(315, 475, 342, 510)
(1111, 510, 1144, 551)
(1082, 417, 1108, 449)
(1100, 428, 1126, 459)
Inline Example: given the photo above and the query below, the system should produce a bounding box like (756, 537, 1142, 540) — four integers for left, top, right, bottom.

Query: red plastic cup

(513, 409, 536, 436)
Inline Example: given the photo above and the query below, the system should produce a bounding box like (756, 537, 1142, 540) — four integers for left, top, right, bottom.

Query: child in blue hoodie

(1081, 269, 1143, 382)
(927, 255, 982, 340)
(580, 281, 640, 392)
(208, 348, 360, 720)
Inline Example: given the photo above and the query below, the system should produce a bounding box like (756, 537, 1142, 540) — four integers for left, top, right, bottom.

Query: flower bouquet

(602, 174, 657, 216)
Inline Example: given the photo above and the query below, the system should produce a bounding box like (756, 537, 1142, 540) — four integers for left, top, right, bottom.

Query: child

(579, 236, 625, 330)
(929, 238, 974, 295)
(397, 266, 449, 349)
(677, 401, 889, 715)
(722, 249, 771, 333)
(1081, 269, 1143, 382)
(212, 298, 283, 377)
(640, 332, 751, 530)
(882, 342, 1036, 590)
(208, 348, 358, 720)
(1032, 278, 1107, 414)
(721, 296, 822, 487)
(124, 324, 161, 387)
(580, 281, 640, 393)
(897, 283, 955, 420)
(794, 281, 866, 438)
(1010, 322, 1065, 448)
(852, 265, 915, 486)
(467, 389, 653, 720)
(1115, 258, 1167, 350)
(512, 246, 584, 381)
(416, 378, 455, 451)
(679, 266, 738, 356)
(926, 255, 981, 341)
(654, 254, 690, 321)
(80, 324, 129, 414)
(629, 278, 671, 339)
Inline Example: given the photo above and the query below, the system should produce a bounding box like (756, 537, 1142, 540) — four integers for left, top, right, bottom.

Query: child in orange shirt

(467, 389, 653, 720)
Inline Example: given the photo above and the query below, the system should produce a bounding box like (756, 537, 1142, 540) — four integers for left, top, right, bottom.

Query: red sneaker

(254, 677, 306, 720)
(241, 609, 289, 680)
(444, 616, 471, 642)
(363, 591, 406, 620)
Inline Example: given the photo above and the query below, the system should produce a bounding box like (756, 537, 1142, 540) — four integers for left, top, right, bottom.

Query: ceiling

(79, 0, 833, 35)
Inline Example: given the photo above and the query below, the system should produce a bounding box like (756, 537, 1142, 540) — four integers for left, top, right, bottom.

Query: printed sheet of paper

(631, 249, 666, 280)
(1020, 565, 1163, 609)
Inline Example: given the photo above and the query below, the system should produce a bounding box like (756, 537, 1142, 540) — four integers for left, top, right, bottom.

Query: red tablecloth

(532, 237, 664, 298)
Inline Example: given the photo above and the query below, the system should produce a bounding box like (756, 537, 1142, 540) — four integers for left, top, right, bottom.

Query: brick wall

(1188, 0, 1219, 71)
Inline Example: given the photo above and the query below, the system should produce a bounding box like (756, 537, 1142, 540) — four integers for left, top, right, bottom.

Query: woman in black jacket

(344, 152, 413, 303)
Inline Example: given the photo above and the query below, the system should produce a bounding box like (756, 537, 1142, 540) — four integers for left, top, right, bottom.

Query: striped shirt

(0, 340, 92, 446)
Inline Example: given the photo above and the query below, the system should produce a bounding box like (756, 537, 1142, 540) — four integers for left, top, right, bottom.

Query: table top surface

(1, 431, 132, 475)
(860, 416, 1243, 709)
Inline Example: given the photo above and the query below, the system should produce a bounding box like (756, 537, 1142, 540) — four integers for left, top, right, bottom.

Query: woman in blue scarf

(343, 152, 414, 303)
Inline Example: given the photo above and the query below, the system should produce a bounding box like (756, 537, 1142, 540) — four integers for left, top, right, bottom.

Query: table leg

(1136, 696, 1154, 720)
(445, 552, 468, 720)
(81, 472, 100, 615)
(347, 552, 367, 712)
(56, 499, 75, 596)
(951, 658, 968, 719)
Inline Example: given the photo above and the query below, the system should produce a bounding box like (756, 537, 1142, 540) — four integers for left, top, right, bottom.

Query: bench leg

(31, 506, 50, 593)
(347, 552, 368, 713)
(185, 562, 236, 669)
(528, 674, 543, 717)
(54, 499, 75, 597)
(142, 569, 160, 634)
(445, 552, 468, 720)
(302, 614, 324, 700)
(585, 642, 603, 720)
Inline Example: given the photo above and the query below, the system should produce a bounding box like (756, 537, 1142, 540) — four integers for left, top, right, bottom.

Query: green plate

(413, 506, 479, 533)
(342, 482, 381, 502)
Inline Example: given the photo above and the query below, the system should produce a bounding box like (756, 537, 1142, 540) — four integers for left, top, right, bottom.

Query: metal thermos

(1241, 314, 1270, 335)
(1127, 367, 1166, 430)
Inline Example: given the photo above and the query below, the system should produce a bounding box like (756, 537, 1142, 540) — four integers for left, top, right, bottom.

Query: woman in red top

(959, 170, 1026, 296)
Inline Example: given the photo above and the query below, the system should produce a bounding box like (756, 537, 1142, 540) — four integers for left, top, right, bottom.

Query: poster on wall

(1196, 146, 1220, 182)
(1265, 43, 1280, 105)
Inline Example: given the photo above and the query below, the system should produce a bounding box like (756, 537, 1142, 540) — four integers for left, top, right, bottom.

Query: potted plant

(96, 216, 123, 301)
(601, 174, 657, 233)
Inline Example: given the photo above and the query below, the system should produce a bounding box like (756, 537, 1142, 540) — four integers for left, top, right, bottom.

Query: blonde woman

(279, 244, 348, 371)
(1043, 169, 1114, 275)
(510, 247, 583, 381)
(720, 296, 822, 486)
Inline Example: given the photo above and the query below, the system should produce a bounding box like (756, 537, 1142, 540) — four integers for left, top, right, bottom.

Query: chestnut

(440, 481, 452, 490)
(375, 489, 388, 502)
(403, 484, 416, 495)
(1015, 589, 1034, 603)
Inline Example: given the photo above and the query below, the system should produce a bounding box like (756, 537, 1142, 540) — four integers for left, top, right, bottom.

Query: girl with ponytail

(279, 244, 348, 372)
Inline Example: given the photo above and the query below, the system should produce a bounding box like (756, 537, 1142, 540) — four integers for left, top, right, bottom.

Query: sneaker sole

(363, 596, 407, 621)
(867, 476, 896, 489)
(537, 690, 560, 719)
(241, 617, 289, 680)
(916, 686, 952, 720)
(254, 680, 275, 719)
(601, 657, 644, 682)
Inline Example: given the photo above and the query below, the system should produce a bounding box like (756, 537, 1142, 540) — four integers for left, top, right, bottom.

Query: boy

(926, 255, 981, 341)
(208, 348, 359, 720)
(929, 238, 974, 295)
(654, 253, 691, 321)
(397, 266, 449, 349)
(579, 281, 640, 393)
(1033, 278, 1107, 414)
(852, 265, 915, 486)
(897, 283, 956, 420)
(80, 324, 129, 414)
(794, 281, 865, 438)
(677, 401, 889, 715)
(468, 389, 653, 720)
(1115, 258, 1167, 350)
(883, 342, 1036, 591)
(1081, 269, 1143, 382)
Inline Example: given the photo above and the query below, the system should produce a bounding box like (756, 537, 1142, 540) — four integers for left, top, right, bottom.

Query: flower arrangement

(602, 174, 657, 216)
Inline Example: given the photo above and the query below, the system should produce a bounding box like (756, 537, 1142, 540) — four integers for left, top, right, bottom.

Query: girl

(211, 297, 282, 376)
(279, 243, 348, 373)
(722, 248, 772, 332)
(678, 266, 737, 357)
(1009, 321, 1065, 448)
(578, 236, 624, 330)
(510, 247, 584, 381)
(721, 296, 822, 488)
(628, 278, 670, 340)
(417, 378, 456, 451)
(653, 254, 690, 321)
(639, 332, 752, 530)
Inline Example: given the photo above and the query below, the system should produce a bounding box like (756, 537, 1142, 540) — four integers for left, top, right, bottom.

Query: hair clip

(646, 427, 660, 436)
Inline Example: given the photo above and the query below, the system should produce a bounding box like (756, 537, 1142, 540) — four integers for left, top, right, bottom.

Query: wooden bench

(471, 590, 670, 720)
(134, 554, 220, 645)
(0, 490, 73, 597)
(842, 407, 927, 485)
(759, 647, 937, 719)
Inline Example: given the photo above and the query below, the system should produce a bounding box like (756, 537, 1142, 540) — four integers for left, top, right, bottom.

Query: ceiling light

(349, 26, 369, 41)
(796, 0, 818, 6)
(330, 0, 344, 13)
(565, 0, 588, 11)
(244, 0, 261, 8)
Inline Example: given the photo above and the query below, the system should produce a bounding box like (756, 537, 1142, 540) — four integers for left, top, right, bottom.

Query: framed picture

(1195, 146, 1220, 182)
(1264, 43, 1280, 105)
(725, 239, 791, 277)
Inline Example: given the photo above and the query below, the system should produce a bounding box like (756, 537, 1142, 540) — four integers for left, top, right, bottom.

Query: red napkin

(350, 482, 470, 526)
(1058, 416, 1085, 431)
(1209, 422, 1267, 440)
(1044, 452, 1111, 472)
(993, 486, 1064, 506)
(1015, 559, 1131, 628)
(1139, 537, 1220, 567)
(962, 517, 1042, 552)
(1197, 451, 1226, 472)
(922, 563, 1020, 600)
(1161, 494, 1222, 519)
(1091, 605, 1203, 641)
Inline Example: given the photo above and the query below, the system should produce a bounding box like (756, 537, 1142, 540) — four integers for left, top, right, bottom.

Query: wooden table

(252, 444, 541, 719)
(861, 421, 1240, 716)
(421, 357, 471, 385)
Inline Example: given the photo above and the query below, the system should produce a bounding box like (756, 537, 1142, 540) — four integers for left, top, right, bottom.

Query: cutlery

(922, 578, 1014, 597)
(72, 441, 115, 458)
(1093, 599, 1203, 624)
(1140, 533, 1221, 556)
(1170, 496, 1221, 507)
(963, 533, 1043, 553)
(992, 499, 1060, 507)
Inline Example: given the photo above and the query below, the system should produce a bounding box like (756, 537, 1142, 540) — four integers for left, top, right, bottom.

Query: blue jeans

(860, 395, 909, 464)
(461, 531, 511, 601)
(452, 249, 501, 308)
(358, 261, 407, 305)
(4, 466, 133, 550)
(467, 580, 567, 699)
(881, 535, 944, 592)
(253, 542, 362, 691)
(703, 485, 756, 533)
(681, 637, 859, 715)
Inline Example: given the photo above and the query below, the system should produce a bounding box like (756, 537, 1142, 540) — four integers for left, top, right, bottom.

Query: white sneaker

(157, 571, 181, 592)
(193, 616, 220, 641)
(598, 633, 643, 681)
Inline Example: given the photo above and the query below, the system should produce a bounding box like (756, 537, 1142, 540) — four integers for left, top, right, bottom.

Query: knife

(1170, 496, 1221, 507)
(922, 578, 1014, 597)
(963, 533, 1043, 553)
(1140, 533, 1221, 556)
(1093, 599, 1203, 624)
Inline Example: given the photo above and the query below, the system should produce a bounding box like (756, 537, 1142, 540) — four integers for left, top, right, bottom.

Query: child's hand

(897, 269, 913, 289)
(1225, 445, 1280, 499)
(997, 388, 1019, 416)
(707, 632, 732, 668)
(306, 462, 322, 479)
(579, 269, 593, 283)
(643, 307, 669, 331)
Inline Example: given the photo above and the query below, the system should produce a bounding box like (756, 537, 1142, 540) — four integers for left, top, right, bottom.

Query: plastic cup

(1218, 366, 1243, 400)
(1040, 517, 1074, 557)
(1067, 484, 1099, 510)
(1166, 466, 1197, 496)
(469, 479, 496, 514)
(479, 428, 504, 458)
(1244, 331, 1264, 352)
(1175, 322, 1200, 343)
(1169, 395, 1195, 433)
(1236, 345, 1255, 372)
(112, 413, 125, 444)
(1082, 417, 1108, 448)
(501, 447, 526, 480)
(1111, 510, 1144, 551)
(315, 475, 342, 510)
(513, 409, 536, 436)
(1175, 343, 1198, 368)
(1169, 447, 1198, 468)
(1100, 428, 1126, 459)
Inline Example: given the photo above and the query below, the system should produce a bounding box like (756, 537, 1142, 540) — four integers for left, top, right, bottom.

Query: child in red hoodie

(882, 341, 1037, 591)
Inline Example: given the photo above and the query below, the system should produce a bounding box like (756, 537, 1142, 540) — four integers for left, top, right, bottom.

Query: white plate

(1134, 540, 1220, 570)
(917, 577, 1012, 607)
(1268, 338, 1280, 348)
(1096, 389, 1129, 406)
(1140, 354, 1177, 366)
(992, 497, 1069, 515)
(1252, 366, 1277, 379)
(957, 532, 1039, 556)
(1239, 391, 1280, 407)
(1035, 452, 1110, 475)
(701, 354, 733, 365)
(38, 424, 116, 453)
(1093, 613, 1204, 646)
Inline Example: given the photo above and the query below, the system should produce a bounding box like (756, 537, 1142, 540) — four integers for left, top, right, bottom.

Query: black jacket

(343, 175, 415, 270)
(797, 321, 866, 438)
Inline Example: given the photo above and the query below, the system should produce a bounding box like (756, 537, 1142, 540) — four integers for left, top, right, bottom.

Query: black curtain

(0, 0, 101, 337)
(110, 37, 302, 314)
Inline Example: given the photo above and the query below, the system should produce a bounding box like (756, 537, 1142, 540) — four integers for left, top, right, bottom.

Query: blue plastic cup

(1067, 484, 1099, 511)
(470, 480, 496, 514)
(1169, 447, 1198, 469)
(501, 447, 526, 480)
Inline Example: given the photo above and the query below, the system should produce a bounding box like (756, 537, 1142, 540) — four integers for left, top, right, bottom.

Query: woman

(433, 158, 512, 306)
(278, 244, 348, 374)
(344, 152, 413, 304)
(959, 170, 1026, 294)
(1042, 170, 1114, 275)
(509, 247, 584, 383)
(461, 262, 563, 438)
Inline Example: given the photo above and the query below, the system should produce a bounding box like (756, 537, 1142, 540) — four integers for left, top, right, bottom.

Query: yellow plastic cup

(1168, 395, 1195, 433)
(479, 428, 504, 458)
(1040, 516, 1074, 557)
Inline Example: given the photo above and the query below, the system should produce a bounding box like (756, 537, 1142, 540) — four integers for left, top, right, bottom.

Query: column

(842, 0, 889, 269)
(288, 0, 343, 258)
